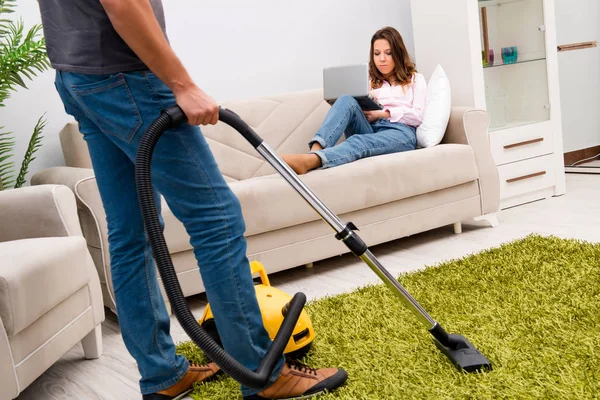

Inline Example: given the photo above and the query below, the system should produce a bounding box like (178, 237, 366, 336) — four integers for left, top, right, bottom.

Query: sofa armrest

(31, 166, 95, 194)
(0, 236, 94, 336)
(0, 185, 83, 243)
(0, 316, 18, 399)
(442, 107, 500, 214)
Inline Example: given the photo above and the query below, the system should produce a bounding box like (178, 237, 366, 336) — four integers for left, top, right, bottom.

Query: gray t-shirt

(37, 0, 167, 74)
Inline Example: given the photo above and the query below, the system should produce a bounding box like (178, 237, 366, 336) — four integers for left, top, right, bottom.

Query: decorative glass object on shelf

(479, 0, 551, 131)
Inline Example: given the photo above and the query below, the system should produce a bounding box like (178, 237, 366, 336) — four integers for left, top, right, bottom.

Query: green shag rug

(176, 234, 600, 399)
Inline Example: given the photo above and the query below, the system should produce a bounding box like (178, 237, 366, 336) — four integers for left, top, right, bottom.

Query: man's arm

(99, 0, 218, 126)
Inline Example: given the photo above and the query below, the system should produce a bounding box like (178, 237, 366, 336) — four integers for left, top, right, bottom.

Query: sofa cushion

(57, 89, 331, 181)
(161, 143, 479, 253)
(235, 143, 479, 236)
(0, 237, 92, 337)
(200, 89, 331, 181)
(417, 64, 452, 148)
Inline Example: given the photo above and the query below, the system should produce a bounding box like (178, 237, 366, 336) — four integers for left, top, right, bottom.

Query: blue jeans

(53, 70, 283, 397)
(309, 95, 417, 168)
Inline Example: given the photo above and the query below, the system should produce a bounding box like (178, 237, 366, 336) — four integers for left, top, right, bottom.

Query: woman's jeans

(310, 95, 417, 168)
(53, 70, 283, 397)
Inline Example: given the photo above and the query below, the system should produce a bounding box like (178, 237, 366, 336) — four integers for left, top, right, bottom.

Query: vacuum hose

(134, 105, 306, 389)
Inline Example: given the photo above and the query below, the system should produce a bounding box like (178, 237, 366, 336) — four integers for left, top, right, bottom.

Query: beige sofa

(32, 88, 500, 313)
(0, 185, 104, 400)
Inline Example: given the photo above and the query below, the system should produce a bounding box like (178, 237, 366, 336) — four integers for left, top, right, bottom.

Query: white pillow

(416, 64, 451, 148)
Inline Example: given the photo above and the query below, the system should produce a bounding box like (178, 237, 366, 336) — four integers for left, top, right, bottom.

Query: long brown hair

(369, 26, 416, 89)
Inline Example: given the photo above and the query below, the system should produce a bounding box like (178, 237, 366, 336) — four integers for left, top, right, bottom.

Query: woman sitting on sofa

(282, 26, 427, 175)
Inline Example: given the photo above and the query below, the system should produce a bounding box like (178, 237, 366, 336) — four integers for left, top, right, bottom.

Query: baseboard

(565, 165, 600, 174)
(564, 145, 600, 174)
(564, 145, 600, 166)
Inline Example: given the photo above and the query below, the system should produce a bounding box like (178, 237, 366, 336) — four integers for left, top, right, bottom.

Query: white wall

(410, 0, 487, 109)
(554, 0, 600, 152)
(0, 0, 413, 179)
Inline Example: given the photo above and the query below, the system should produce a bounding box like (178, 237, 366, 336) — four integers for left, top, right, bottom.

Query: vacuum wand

(164, 105, 491, 374)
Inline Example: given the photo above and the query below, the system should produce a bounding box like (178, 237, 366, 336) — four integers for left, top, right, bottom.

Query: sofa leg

(474, 213, 500, 228)
(305, 262, 314, 269)
(82, 325, 103, 359)
(453, 222, 462, 234)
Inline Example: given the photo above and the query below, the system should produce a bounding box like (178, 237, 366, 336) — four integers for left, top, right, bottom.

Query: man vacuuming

(35, 1, 348, 399)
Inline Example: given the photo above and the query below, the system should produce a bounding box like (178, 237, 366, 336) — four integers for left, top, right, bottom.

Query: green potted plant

(0, 0, 50, 190)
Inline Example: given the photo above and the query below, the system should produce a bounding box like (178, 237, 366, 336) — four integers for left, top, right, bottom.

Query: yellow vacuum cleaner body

(199, 261, 315, 358)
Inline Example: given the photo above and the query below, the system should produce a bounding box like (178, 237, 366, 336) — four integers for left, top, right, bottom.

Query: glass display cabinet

(411, 0, 566, 209)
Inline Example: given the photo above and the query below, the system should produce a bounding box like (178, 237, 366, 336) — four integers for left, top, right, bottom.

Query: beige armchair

(0, 185, 104, 400)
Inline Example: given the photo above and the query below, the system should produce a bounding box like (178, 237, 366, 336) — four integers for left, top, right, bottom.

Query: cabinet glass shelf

(483, 56, 546, 69)
(478, 0, 528, 5)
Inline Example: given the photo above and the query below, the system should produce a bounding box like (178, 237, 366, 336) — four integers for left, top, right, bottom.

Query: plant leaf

(0, 127, 14, 189)
(14, 114, 45, 188)
(0, 0, 49, 189)
(0, 11, 49, 107)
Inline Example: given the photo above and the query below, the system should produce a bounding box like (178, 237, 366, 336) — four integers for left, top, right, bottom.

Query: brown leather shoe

(244, 358, 348, 399)
(143, 362, 220, 400)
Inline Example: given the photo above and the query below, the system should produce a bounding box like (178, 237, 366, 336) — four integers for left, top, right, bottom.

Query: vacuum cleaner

(134, 105, 492, 390)
(199, 261, 315, 360)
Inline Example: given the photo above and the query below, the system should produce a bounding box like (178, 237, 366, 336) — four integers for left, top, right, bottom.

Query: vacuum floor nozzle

(434, 334, 493, 373)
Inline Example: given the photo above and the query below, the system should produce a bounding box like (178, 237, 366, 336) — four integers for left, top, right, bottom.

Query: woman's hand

(363, 110, 390, 123)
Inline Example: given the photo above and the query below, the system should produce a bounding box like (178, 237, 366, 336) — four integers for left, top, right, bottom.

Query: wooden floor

(16, 172, 600, 400)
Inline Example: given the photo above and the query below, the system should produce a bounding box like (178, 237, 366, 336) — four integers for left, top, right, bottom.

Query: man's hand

(100, 0, 219, 125)
(364, 110, 390, 123)
(173, 85, 219, 126)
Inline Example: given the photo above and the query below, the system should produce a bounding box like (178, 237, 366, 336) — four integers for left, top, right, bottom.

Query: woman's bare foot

(281, 153, 322, 175)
